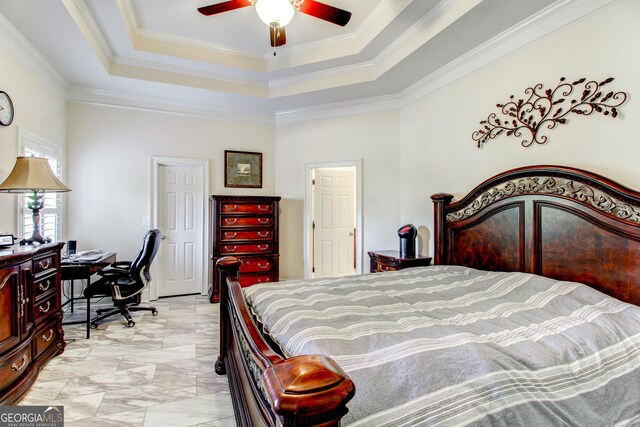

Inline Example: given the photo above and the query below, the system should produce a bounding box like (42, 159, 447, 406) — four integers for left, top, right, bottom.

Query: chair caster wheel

(127, 320, 135, 327)
(90, 323, 98, 330)
(152, 310, 158, 316)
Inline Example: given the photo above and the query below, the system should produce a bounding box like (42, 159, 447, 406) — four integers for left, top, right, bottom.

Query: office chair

(84, 229, 161, 328)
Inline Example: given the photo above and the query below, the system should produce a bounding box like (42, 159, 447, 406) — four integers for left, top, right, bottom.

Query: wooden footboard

(215, 257, 355, 427)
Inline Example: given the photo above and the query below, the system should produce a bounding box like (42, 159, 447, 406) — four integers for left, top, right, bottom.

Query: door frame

(304, 159, 363, 279)
(150, 156, 209, 300)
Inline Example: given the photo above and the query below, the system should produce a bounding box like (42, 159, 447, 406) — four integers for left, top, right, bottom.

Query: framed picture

(224, 150, 263, 188)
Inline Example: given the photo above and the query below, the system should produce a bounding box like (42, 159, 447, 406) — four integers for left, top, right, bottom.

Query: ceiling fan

(197, 0, 352, 50)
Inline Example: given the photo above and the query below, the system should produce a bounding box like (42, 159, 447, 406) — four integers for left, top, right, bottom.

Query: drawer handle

(225, 205, 238, 211)
(258, 205, 269, 211)
(225, 246, 237, 252)
(258, 231, 269, 238)
(225, 232, 237, 238)
(39, 301, 51, 313)
(42, 329, 54, 342)
(258, 278, 271, 283)
(11, 354, 28, 371)
(258, 245, 269, 251)
(38, 259, 52, 270)
(39, 280, 51, 292)
(224, 218, 238, 225)
(258, 262, 270, 269)
(258, 218, 270, 224)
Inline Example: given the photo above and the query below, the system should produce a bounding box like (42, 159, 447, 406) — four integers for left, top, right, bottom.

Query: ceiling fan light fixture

(255, 0, 294, 28)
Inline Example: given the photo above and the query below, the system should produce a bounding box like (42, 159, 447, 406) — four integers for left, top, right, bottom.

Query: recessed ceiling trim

(117, 0, 412, 73)
(269, 0, 413, 69)
(269, 0, 482, 98)
(62, 0, 114, 70)
(110, 59, 270, 98)
(67, 86, 274, 124)
(116, 0, 268, 72)
(276, 0, 621, 124)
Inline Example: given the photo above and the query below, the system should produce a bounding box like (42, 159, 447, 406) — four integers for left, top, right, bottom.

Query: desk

(61, 252, 116, 338)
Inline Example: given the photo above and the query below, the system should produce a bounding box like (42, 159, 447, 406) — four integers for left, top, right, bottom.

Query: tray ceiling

(0, 0, 608, 120)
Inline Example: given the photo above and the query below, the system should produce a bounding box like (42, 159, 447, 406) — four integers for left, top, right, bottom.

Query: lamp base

(20, 235, 51, 245)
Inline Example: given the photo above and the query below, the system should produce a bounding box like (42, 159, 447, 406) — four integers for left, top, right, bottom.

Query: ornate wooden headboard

(432, 165, 640, 306)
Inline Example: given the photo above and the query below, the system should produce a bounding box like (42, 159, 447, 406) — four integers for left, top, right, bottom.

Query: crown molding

(276, 0, 623, 124)
(61, 0, 114, 69)
(269, 0, 480, 97)
(116, 0, 412, 73)
(0, 12, 67, 93)
(66, 86, 274, 125)
(399, 0, 622, 107)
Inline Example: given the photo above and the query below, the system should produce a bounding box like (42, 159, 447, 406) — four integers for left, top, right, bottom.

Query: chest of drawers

(209, 195, 281, 303)
(0, 242, 65, 404)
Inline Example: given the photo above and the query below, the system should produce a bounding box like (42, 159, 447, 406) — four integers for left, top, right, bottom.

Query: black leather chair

(84, 229, 161, 328)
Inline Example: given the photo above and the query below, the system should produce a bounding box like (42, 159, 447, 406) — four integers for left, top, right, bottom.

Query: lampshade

(0, 156, 70, 193)
(255, 0, 294, 28)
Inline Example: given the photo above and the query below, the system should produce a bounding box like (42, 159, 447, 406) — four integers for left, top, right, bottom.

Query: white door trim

(150, 156, 209, 300)
(304, 159, 363, 279)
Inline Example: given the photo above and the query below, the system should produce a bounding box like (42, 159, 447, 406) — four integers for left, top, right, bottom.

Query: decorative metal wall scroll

(472, 77, 628, 148)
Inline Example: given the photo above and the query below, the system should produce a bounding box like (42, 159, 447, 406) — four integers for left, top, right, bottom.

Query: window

(19, 128, 64, 242)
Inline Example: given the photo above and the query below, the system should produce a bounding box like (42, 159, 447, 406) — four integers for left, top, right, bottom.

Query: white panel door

(313, 168, 355, 278)
(157, 165, 203, 296)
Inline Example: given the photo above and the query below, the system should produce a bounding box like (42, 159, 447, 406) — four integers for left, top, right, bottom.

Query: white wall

(399, 0, 640, 257)
(66, 103, 275, 262)
(274, 0, 640, 277)
(275, 111, 401, 279)
(0, 44, 66, 235)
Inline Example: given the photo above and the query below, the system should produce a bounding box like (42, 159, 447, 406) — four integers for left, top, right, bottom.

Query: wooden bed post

(263, 355, 356, 427)
(431, 193, 453, 265)
(215, 256, 242, 375)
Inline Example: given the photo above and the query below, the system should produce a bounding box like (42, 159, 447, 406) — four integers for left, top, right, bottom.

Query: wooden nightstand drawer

(368, 251, 432, 273)
(34, 272, 57, 300)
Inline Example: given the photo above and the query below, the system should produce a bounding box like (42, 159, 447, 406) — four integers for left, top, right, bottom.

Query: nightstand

(368, 250, 432, 273)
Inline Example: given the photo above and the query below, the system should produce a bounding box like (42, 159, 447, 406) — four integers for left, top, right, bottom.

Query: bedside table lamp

(0, 156, 70, 244)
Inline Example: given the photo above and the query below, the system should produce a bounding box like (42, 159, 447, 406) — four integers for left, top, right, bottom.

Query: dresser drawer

(34, 292, 58, 323)
(221, 243, 273, 255)
(240, 258, 274, 273)
(221, 230, 273, 241)
(34, 272, 57, 300)
(0, 340, 32, 393)
(33, 253, 57, 275)
(221, 203, 274, 214)
(33, 320, 59, 360)
(221, 217, 273, 227)
(238, 274, 274, 287)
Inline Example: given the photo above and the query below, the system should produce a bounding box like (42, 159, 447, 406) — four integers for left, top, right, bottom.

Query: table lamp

(0, 156, 70, 244)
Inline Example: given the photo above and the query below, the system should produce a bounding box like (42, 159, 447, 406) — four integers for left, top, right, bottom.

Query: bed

(214, 165, 640, 427)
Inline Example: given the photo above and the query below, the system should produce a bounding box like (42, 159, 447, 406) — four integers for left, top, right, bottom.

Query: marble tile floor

(19, 295, 237, 427)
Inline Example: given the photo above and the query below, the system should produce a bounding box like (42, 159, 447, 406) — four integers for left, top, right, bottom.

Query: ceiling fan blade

(270, 26, 287, 47)
(298, 0, 352, 27)
(197, 0, 251, 16)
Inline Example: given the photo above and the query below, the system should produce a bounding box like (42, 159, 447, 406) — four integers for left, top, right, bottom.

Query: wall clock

(0, 91, 14, 126)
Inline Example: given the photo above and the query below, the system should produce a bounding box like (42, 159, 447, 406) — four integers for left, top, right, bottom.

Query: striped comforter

(243, 266, 640, 427)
